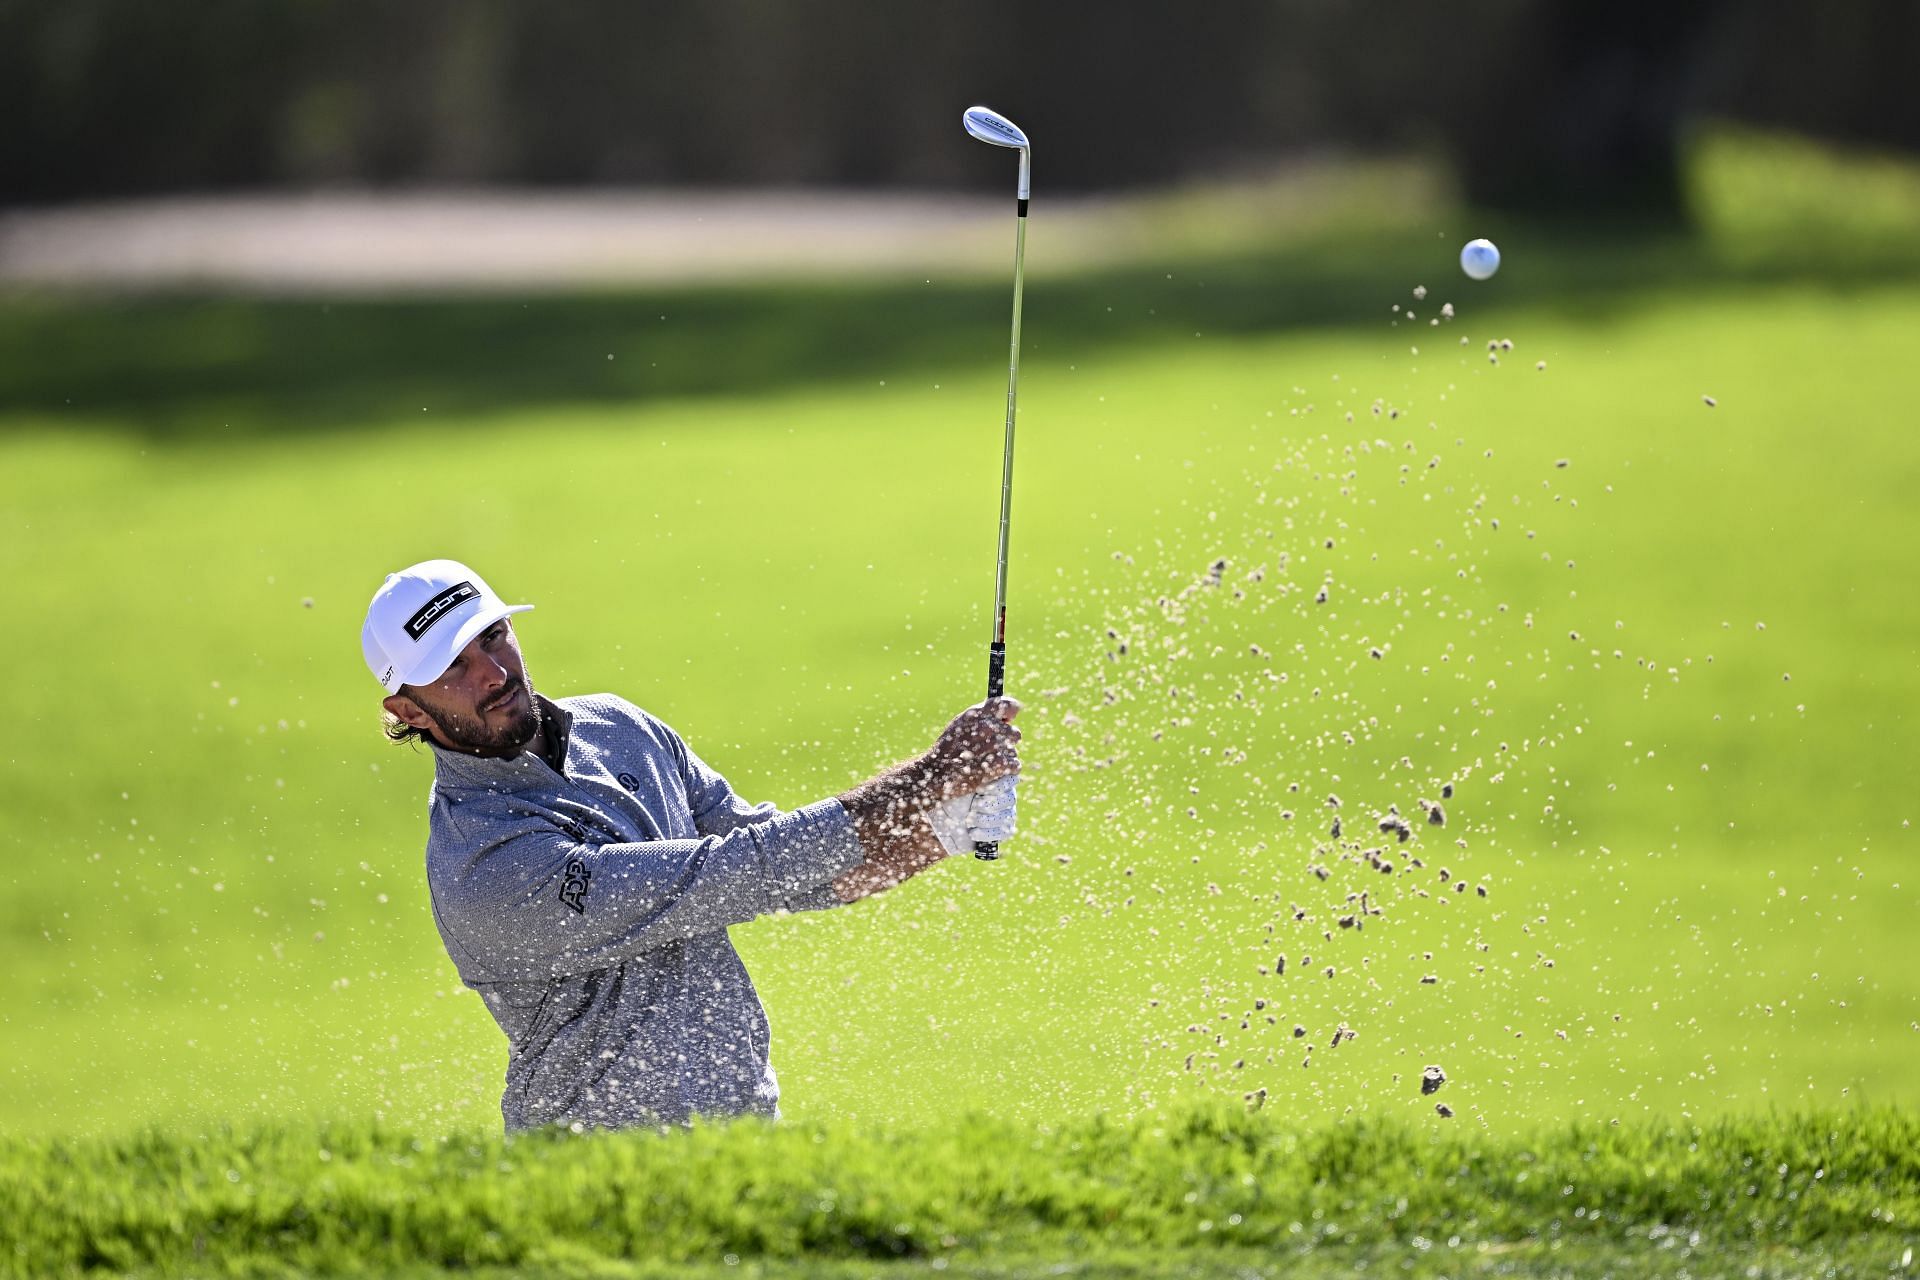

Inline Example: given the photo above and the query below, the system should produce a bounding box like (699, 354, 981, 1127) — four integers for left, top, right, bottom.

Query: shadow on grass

(2, 227, 1913, 439)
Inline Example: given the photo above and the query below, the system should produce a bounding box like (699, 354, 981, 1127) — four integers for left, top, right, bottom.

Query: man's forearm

(828, 698, 1021, 903)
(832, 756, 948, 902)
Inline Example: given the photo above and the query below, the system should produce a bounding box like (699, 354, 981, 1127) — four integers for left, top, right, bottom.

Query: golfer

(362, 559, 1019, 1132)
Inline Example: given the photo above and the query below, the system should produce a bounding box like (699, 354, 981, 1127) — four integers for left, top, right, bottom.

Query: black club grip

(974, 641, 1007, 860)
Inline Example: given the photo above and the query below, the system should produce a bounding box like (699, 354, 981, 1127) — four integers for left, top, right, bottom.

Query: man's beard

(416, 678, 542, 757)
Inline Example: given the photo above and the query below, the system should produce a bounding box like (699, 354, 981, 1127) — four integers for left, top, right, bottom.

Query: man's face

(384, 618, 540, 757)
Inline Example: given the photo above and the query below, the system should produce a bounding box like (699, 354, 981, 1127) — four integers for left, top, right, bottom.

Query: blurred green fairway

(3, 205, 1919, 1150)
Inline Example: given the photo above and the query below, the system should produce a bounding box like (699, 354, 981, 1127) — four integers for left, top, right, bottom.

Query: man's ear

(383, 692, 435, 731)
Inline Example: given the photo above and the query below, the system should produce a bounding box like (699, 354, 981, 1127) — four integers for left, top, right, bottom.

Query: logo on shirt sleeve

(559, 856, 591, 913)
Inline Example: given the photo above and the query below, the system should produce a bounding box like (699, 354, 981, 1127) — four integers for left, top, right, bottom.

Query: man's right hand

(926, 697, 1022, 798)
(832, 698, 1023, 903)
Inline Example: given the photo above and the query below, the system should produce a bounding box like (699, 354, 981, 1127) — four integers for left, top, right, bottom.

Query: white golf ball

(1460, 238, 1501, 280)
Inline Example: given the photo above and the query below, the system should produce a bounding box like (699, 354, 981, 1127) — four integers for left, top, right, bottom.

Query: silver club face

(963, 105, 1031, 201)
(963, 106, 1028, 151)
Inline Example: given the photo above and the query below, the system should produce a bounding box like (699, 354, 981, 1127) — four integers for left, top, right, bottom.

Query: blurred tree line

(3, 0, 1914, 216)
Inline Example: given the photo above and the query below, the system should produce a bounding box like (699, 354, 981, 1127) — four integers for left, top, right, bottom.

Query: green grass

(3, 1105, 1915, 1278)
(5, 128, 1920, 1274)
(1687, 121, 1920, 267)
(7, 122, 1919, 444)
(2, 222, 1912, 442)
(4, 269, 1918, 1145)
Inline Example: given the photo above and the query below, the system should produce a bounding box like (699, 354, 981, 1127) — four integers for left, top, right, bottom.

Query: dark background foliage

(5, 0, 1915, 216)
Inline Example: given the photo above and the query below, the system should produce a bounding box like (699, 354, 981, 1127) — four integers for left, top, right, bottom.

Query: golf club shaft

(975, 192, 1027, 860)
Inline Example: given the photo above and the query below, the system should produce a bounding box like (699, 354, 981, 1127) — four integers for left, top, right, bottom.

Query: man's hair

(382, 690, 434, 748)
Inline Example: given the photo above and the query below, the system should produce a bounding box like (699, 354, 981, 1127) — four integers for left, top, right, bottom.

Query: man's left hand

(967, 775, 1017, 845)
(929, 775, 1019, 859)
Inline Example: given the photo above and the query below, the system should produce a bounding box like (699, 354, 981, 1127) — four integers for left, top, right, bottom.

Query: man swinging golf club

(362, 559, 1019, 1132)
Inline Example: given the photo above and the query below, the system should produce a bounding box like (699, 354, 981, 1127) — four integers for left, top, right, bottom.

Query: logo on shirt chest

(559, 856, 591, 913)
(616, 771, 641, 792)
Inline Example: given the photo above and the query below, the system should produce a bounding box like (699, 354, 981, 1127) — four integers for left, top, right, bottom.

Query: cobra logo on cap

(404, 581, 477, 641)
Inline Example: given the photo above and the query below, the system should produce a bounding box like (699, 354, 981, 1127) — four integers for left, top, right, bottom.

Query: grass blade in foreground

(2, 1105, 1915, 1278)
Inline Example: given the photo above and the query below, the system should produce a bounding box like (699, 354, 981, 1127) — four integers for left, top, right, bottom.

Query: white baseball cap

(361, 559, 533, 693)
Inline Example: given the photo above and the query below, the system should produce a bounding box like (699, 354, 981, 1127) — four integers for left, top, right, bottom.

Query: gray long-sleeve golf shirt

(422, 692, 868, 1131)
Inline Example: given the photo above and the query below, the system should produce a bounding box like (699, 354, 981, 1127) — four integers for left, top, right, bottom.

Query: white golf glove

(929, 775, 1020, 857)
(968, 775, 1018, 844)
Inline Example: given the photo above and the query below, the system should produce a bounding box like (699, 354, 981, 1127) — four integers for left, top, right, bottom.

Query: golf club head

(962, 105, 1028, 151)
(962, 105, 1031, 201)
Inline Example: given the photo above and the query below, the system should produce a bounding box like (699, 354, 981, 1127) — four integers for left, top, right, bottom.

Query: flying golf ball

(1460, 238, 1501, 280)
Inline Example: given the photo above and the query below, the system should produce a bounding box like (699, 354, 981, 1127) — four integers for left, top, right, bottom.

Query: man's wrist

(836, 752, 950, 883)
(841, 754, 940, 827)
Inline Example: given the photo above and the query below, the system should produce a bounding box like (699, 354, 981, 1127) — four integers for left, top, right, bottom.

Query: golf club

(961, 104, 1030, 861)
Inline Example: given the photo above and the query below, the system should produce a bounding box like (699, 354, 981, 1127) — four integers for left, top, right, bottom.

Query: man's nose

(472, 649, 510, 689)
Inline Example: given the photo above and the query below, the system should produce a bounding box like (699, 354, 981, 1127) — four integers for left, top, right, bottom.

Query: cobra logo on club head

(963, 106, 1028, 150)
